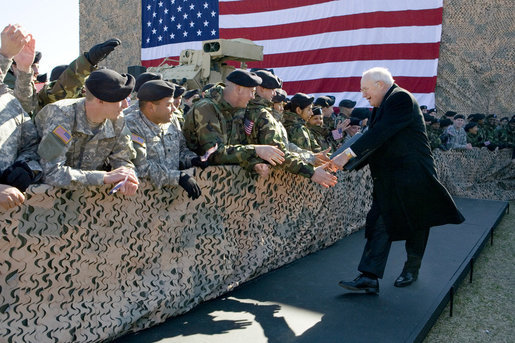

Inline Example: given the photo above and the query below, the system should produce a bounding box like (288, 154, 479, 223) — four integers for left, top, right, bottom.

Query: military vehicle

(146, 38, 264, 90)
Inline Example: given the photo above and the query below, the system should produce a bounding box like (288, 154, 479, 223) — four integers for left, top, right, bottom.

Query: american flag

(141, 0, 443, 108)
(243, 118, 254, 135)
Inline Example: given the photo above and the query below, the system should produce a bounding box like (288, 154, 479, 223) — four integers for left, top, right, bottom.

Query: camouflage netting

(79, 0, 514, 117)
(0, 152, 513, 343)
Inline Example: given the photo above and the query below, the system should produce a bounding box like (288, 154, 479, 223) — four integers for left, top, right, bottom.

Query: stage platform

(115, 198, 509, 343)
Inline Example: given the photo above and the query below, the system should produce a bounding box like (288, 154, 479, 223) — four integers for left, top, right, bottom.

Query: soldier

(308, 106, 332, 151)
(426, 117, 442, 150)
(182, 88, 200, 117)
(124, 71, 163, 117)
(496, 117, 515, 151)
(35, 69, 138, 194)
(283, 93, 322, 152)
(465, 122, 485, 148)
(271, 88, 287, 122)
(242, 70, 336, 187)
(0, 26, 41, 210)
(483, 114, 499, 147)
(125, 80, 204, 199)
(338, 99, 356, 119)
(445, 114, 472, 150)
(172, 84, 186, 128)
(182, 69, 286, 173)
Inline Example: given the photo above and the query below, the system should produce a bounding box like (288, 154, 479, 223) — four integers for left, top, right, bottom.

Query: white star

(147, 21, 151, 27)
(190, 4, 195, 10)
(204, 20, 209, 27)
(147, 5, 151, 10)
(170, 33, 175, 39)
(211, 29, 216, 35)
(158, 36, 162, 41)
(152, 28, 157, 34)
(171, 15, 175, 22)
(177, 6, 182, 12)
(164, 8, 168, 14)
(190, 21, 194, 27)
(158, 1, 163, 7)
(153, 12, 157, 17)
(183, 31, 188, 37)
(197, 11, 202, 18)
(211, 11, 216, 17)
(204, 2, 208, 9)
(146, 38, 150, 43)
(171, 0, 175, 4)
(197, 30, 202, 36)
(177, 23, 182, 29)
(164, 26, 168, 31)
(159, 18, 163, 24)
(183, 13, 188, 19)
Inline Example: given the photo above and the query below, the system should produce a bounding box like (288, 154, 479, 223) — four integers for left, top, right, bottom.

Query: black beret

(509, 117, 515, 124)
(202, 83, 215, 92)
(326, 95, 336, 106)
(500, 117, 509, 122)
(420, 105, 427, 110)
(339, 99, 356, 108)
(469, 113, 485, 122)
(314, 96, 331, 108)
(486, 114, 497, 119)
(183, 89, 199, 99)
(134, 72, 163, 92)
(290, 93, 314, 110)
(137, 80, 175, 101)
(173, 84, 186, 98)
(439, 118, 453, 127)
(254, 70, 281, 89)
(349, 117, 362, 126)
(428, 108, 437, 114)
(86, 69, 135, 102)
(312, 106, 323, 116)
(50, 65, 67, 82)
(464, 122, 478, 132)
(226, 69, 262, 87)
(272, 89, 287, 103)
(429, 116, 439, 124)
(453, 114, 465, 120)
(445, 111, 457, 117)
(34, 51, 42, 64)
(36, 73, 47, 83)
(351, 107, 371, 120)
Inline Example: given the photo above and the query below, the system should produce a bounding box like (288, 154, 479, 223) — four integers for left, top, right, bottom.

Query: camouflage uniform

(241, 95, 314, 178)
(307, 123, 332, 151)
(0, 54, 37, 114)
(426, 126, 443, 150)
(496, 126, 515, 149)
(445, 125, 469, 150)
(35, 98, 136, 188)
(0, 84, 41, 174)
(125, 109, 196, 187)
(466, 131, 486, 148)
(282, 110, 322, 152)
(174, 108, 184, 128)
(482, 122, 498, 144)
(182, 84, 259, 166)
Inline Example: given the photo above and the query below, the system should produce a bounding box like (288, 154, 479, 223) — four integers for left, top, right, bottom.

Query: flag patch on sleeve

(244, 118, 254, 135)
(131, 133, 145, 146)
(52, 125, 72, 144)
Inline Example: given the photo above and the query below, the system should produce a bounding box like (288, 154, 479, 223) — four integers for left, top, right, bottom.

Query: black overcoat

(350, 84, 464, 240)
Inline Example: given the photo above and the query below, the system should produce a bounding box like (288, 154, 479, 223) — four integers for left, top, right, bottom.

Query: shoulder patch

(131, 133, 145, 146)
(52, 125, 72, 144)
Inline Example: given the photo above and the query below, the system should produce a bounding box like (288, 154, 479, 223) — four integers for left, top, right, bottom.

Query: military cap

(183, 89, 199, 99)
(445, 111, 457, 117)
(469, 113, 485, 122)
(173, 84, 186, 98)
(453, 114, 465, 120)
(439, 118, 453, 128)
(254, 70, 281, 89)
(134, 72, 163, 92)
(326, 95, 336, 106)
(36, 73, 47, 83)
(420, 105, 427, 110)
(500, 117, 509, 123)
(226, 69, 262, 87)
(428, 108, 437, 114)
(314, 96, 332, 108)
(486, 114, 497, 119)
(339, 99, 356, 108)
(137, 80, 175, 101)
(272, 89, 287, 103)
(349, 117, 362, 126)
(50, 65, 67, 82)
(429, 116, 439, 124)
(464, 122, 478, 132)
(351, 107, 371, 120)
(509, 117, 515, 124)
(86, 69, 135, 102)
(202, 83, 215, 92)
(312, 106, 323, 116)
(290, 93, 314, 110)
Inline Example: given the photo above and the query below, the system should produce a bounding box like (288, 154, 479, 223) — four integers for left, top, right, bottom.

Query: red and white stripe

(141, 0, 443, 108)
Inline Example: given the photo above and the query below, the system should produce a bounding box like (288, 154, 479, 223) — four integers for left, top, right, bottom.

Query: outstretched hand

(254, 145, 285, 166)
(0, 24, 30, 59)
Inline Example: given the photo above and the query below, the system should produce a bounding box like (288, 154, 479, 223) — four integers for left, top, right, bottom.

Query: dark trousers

(358, 216, 430, 279)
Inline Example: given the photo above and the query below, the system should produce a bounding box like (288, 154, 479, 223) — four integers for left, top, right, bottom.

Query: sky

(0, 0, 80, 76)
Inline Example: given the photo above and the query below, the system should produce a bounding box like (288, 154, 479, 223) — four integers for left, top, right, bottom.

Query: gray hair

(362, 67, 394, 87)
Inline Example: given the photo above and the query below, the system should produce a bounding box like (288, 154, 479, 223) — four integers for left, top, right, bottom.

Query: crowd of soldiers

(1, 25, 514, 211)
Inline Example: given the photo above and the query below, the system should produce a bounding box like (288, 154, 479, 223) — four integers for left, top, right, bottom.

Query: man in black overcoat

(331, 67, 464, 294)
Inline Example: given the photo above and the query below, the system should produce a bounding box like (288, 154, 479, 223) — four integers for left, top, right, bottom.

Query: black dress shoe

(394, 271, 418, 287)
(338, 274, 379, 294)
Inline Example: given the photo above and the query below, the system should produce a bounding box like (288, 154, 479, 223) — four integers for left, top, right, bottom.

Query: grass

(424, 201, 515, 342)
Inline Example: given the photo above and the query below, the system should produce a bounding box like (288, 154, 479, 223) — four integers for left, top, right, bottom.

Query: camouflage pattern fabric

(445, 125, 469, 150)
(174, 108, 184, 128)
(182, 84, 258, 166)
(34, 98, 136, 188)
(125, 109, 197, 187)
(308, 123, 332, 152)
(427, 126, 443, 150)
(0, 89, 41, 173)
(496, 126, 515, 149)
(466, 131, 486, 148)
(282, 110, 322, 152)
(0, 150, 513, 342)
(0, 54, 38, 115)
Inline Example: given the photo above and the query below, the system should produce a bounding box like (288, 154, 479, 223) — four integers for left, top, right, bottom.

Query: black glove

(178, 172, 201, 200)
(85, 38, 121, 65)
(191, 156, 209, 170)
(0, 161, 38, 192)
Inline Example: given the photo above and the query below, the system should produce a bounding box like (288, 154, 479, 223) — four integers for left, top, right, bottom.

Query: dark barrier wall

(0, 149, 513, 342)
